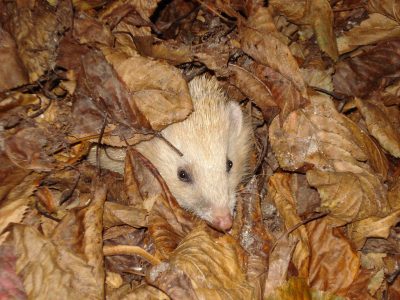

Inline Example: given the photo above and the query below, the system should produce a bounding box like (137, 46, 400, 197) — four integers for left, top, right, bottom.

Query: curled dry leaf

(337, 13, 400, 54)
(0, 173, 41, 239)
(240, 7, 307, 98)
(267, 173, 310, 278)
(355, 98, 400, 158)
(73, 12, 114, 47)
(270, 93, 388, 225)
(270, 0, 339, 60)
(347, 210, 400, 249)
(4, 127, 55, 171)
(0, 153, 30, 202)
(2, 0, 72, 81)
(13, 179, 106, 299)
(13, 224, 102, 299)
(333, 38, 400, 98)
(0, 241, 27, 299)
(103, 202, 147, 229)
(228, 63, 280, 122)
(307, 219, 360, 296)
(147, 226, 253, 299)
(367, 0, 400, 22)
(105, 51, 193, 131)
(0, 28, 28, 91)
(263, 234, 297, 298)
(232, 177, 271, 298)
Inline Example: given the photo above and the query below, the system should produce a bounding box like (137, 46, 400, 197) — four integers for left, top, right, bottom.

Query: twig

(103, 245, 161, 266)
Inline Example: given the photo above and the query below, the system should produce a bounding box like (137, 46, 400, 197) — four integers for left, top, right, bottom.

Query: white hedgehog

(92, 76, 252, 231)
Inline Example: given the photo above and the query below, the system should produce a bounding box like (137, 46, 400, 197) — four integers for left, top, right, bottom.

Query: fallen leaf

(2, 0, 72, 81)
(355, 98, 400, 158)
(307, 219, 360, 295)
(333, 38, 400, 98)
(240, 7, 307, 97)
(337, 13, 400, 54)
(147, 226, 253, 299)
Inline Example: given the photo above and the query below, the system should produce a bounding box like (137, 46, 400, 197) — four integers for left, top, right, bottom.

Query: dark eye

(226, 159, 233, 172)
(177, 168, 192, 183)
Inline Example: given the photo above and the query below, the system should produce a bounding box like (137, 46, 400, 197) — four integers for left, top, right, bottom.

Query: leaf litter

(0, 0, 400, 299)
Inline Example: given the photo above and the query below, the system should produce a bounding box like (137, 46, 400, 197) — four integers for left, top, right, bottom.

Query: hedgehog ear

(228, 102, 243, 137)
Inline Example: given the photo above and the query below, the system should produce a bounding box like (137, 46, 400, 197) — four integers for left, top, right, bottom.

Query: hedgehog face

(136, 76, 252, 231)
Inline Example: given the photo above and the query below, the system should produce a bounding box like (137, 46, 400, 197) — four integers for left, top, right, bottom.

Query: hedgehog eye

(226, 159, 233, 172)
(177, 168, 192, 183)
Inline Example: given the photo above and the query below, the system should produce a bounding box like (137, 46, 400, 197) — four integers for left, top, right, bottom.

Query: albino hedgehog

(94, 76, 252, 231)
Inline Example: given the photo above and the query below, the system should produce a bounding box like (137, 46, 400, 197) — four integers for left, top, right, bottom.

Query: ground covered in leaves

(1, 0, 400, 299)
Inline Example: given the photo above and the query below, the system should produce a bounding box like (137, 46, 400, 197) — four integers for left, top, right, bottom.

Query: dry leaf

(270, 0, 339, 60)
(347, 210, 400, 249)
(147, 226, 253, 299)
(355, 98, 400, 157)
(2, 0, 72, 81)
(103, 202, 147, 228)
(337, 13, 400, 54)
(368, 0, 400, 22)
(105, 51, 193, 131)
(270, 93, 388, 225)
(333, 38, 400, 98)
(240, 7, 307, 97)
(307, 219, 360, 295)
(268, 173, 310, 278)
(0, 28, 28, 91)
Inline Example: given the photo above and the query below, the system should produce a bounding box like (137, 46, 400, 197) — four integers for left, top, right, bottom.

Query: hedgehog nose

(212, 214, 233, 231)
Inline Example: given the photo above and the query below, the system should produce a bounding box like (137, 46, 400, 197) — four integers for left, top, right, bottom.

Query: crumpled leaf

(240, 7, 307, 98)
(307, 219, 360, 296)
(270, 0, 339, 60)
(4, 127, 56, 171)
(347, 210, 400, 249)
(355, 98, 400, 158)
(2, 0, 72, 81)
(0, 27, 28, 91)
(337, 13, 400, 54)
(105, 50, 193, 131)
(270, 93, 388, 225)
(0, 173, 41, 236)
(232, 177, 271, 298)
(0, 241, 27, 299)
(103, 202, 147, 229)
(147, 226, 253, 299)
(228, 63, 279, 122)
(368, 0, 400, 22)
(267, 173, 310, 278)
(12, 180, 106, 299)
(73, 12, 114, 47)
(333, 38, 400, 98)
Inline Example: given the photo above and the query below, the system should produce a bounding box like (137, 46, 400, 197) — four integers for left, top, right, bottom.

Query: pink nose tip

(212, 214, 233, 231)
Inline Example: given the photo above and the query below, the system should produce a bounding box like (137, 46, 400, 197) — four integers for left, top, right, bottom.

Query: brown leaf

(270, 0, 339, 60)
(355, 98, 400, 158)
(0, 153, 30, 202)
(4, 127, 55, 171)
(267, 173, 310, 278)
(0, 28, 28, 91)
(232, 177, 271, 298)
(337, 13, 400, 54)
(240, 7, 307, 98)
(368, 0, 400, 22)
(228, 63, 280, 122)
(270, 93, 389, 225)
(0, 241, 27, 299)
(1, 0, 72, 81)
(147, 226, 253, 299)
(103, 202, 147, 229)
(307, 219, 360, 295)
(105, 50, 193, 131)
(73, 12, 114, 47)
(333, 38, 400, 98)
(0, 173, 40, 236)
(347, 210, 400, 249)
(13, 224, 102, 299)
